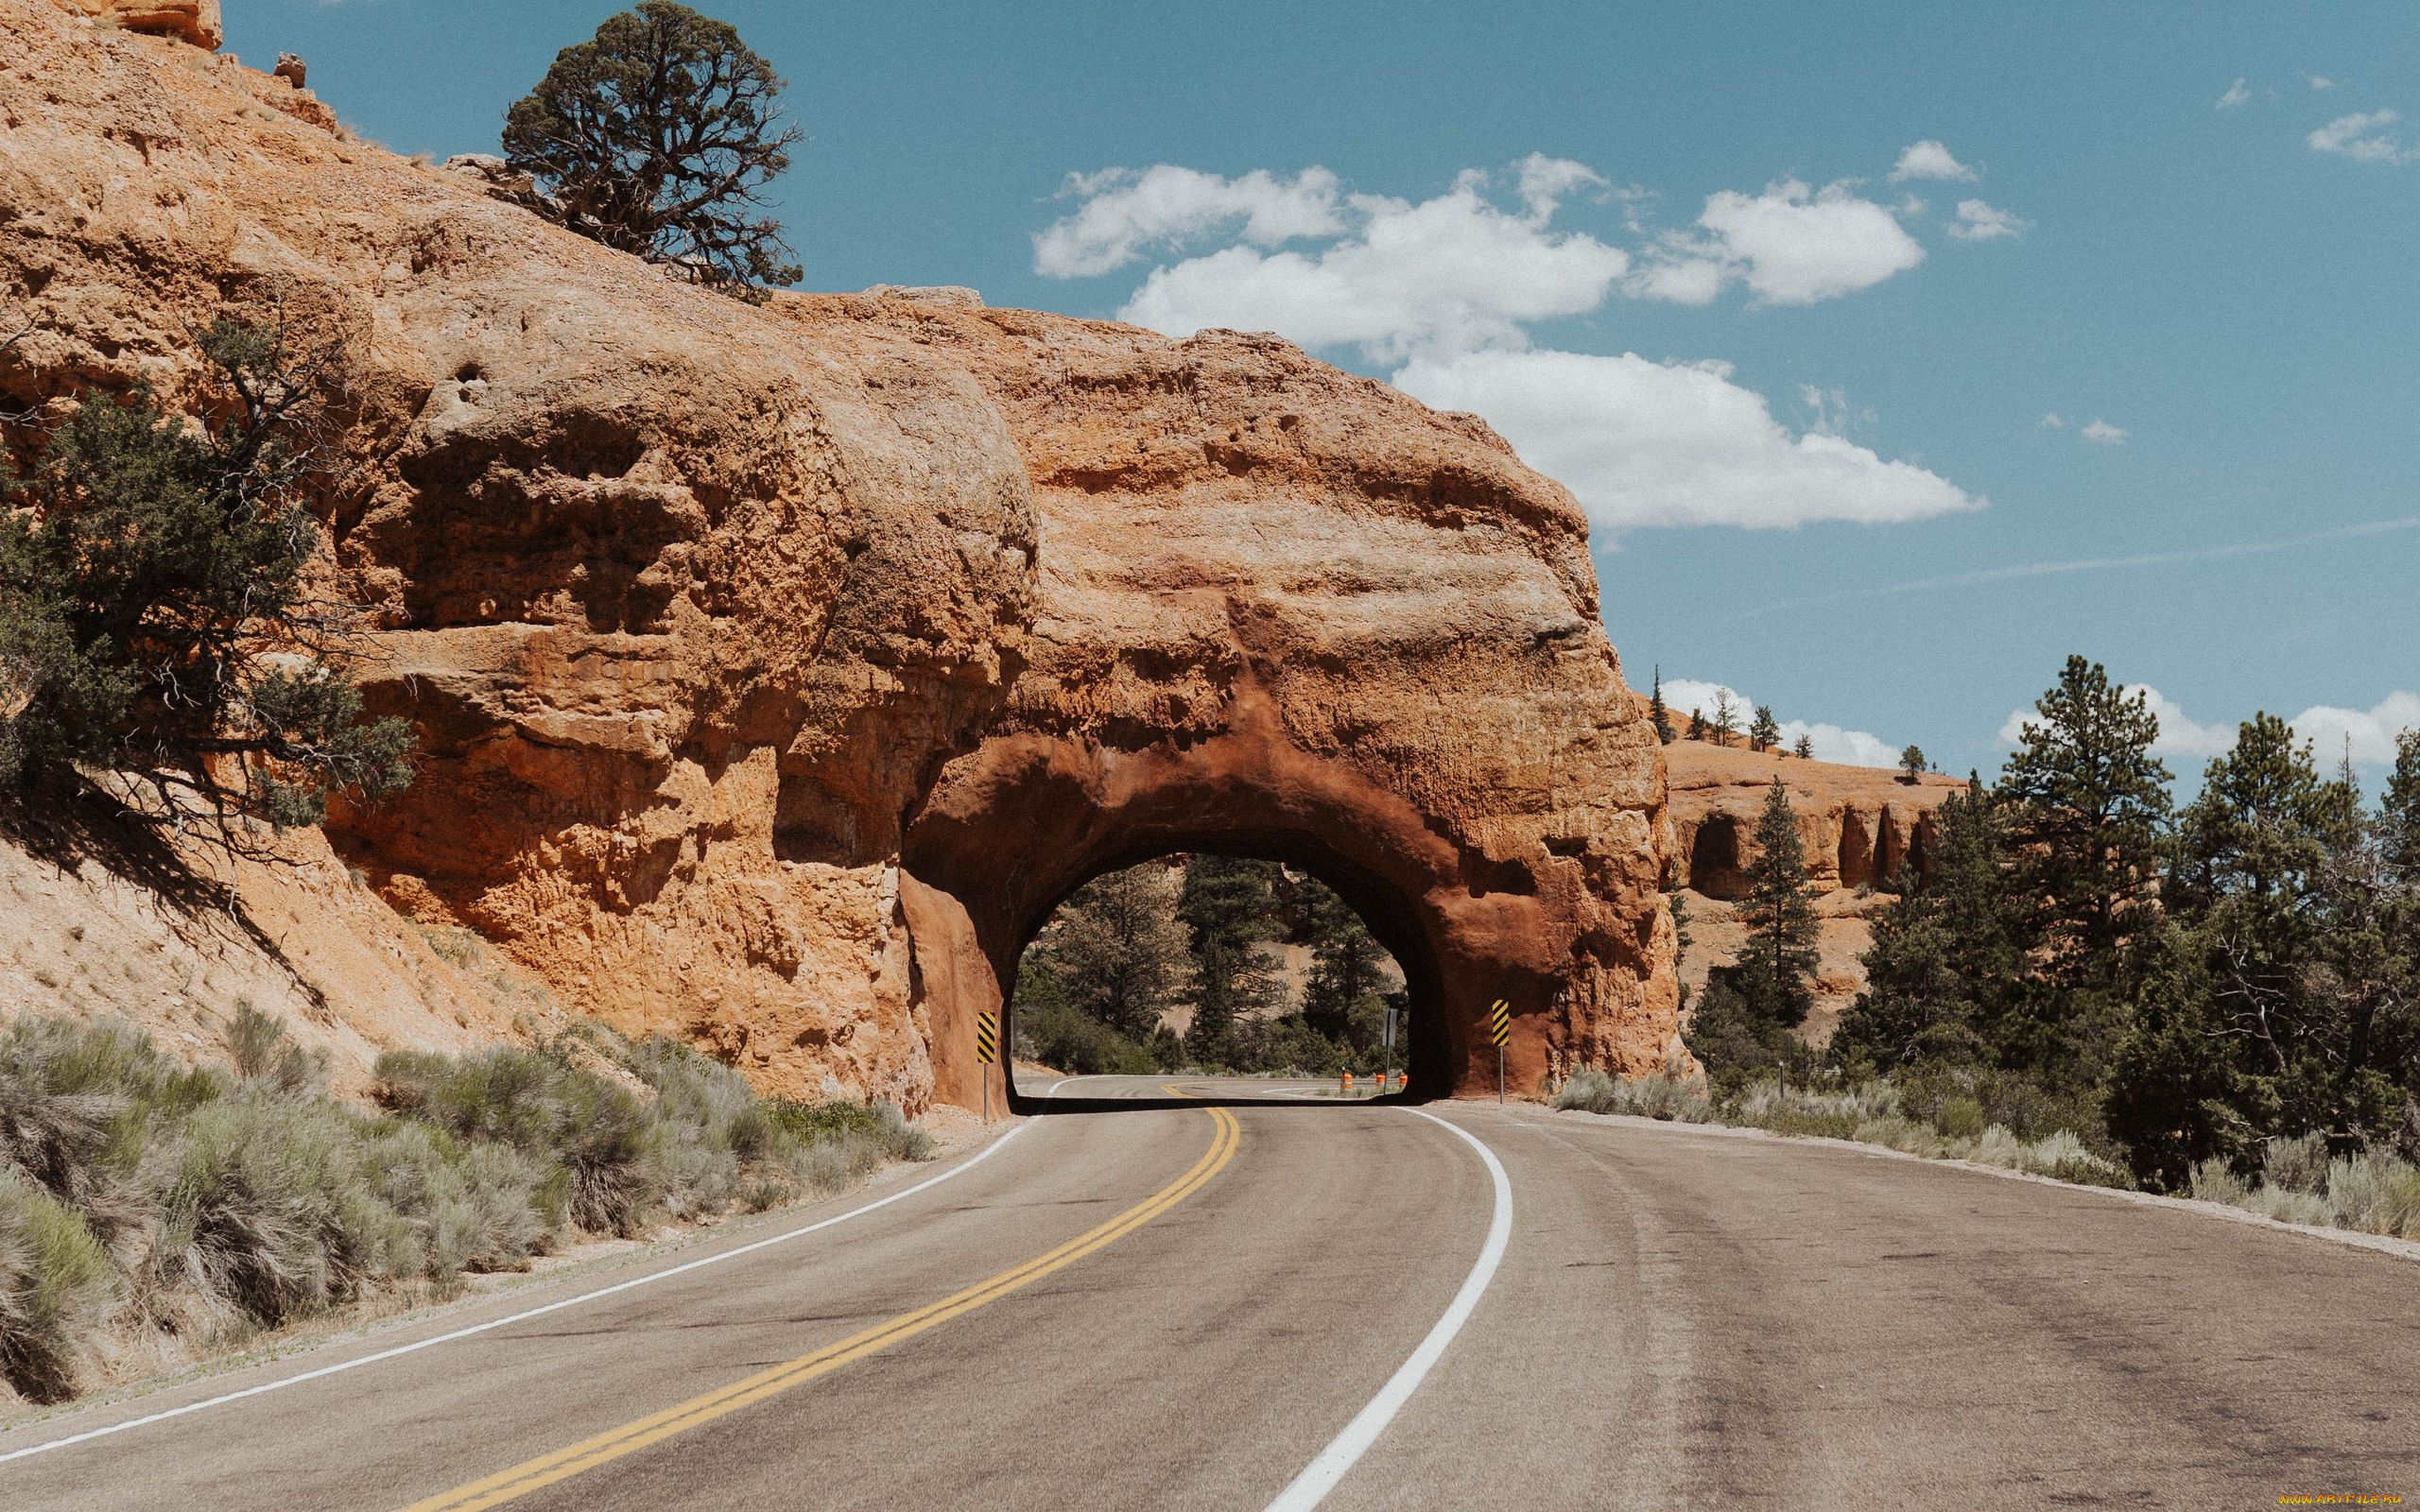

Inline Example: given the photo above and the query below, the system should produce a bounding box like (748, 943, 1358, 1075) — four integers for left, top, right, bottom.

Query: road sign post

(976, 1010, 999, 1122)
(1381, 1001, 1397, 1096)
(1487, 999, 1510, 1104)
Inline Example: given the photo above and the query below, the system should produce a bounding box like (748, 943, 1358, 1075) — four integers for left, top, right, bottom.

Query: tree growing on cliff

(504, 2, 804, 294)
(1711, 689, 1739, 747)
(0, 316, 413, 845)
(1792, 733, 1814, 760)
(1899, 744, 1927, 782)
(1750, 706, 1781, 753)
(1650, 667, 1673, 745)
(1686, 707, 1708, 743)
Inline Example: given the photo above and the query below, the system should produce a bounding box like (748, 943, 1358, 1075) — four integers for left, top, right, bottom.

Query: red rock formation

(1662, 739, 1964, 1040)
(0, 0, 1680, 1107)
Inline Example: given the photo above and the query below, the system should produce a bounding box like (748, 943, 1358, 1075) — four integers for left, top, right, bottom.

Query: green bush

(0, 1169, 118, 1401)
(2261, 1132, 2331, 1196)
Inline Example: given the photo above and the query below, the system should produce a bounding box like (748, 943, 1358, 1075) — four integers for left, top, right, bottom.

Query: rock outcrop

(1661, 739, 1963, 1040)
(48, 0, 217, 50)
(0, 0, 1679, 1108)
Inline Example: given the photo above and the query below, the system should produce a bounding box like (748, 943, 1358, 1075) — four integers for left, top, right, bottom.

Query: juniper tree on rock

(1750, 705, 1781, 754)
(1792, 733, 1814, 760)
(0, 317, 413, 847)
(1899, 744, 1927, 782)
(1686, 707, 1707, 743)
(504, 2, 804, 294)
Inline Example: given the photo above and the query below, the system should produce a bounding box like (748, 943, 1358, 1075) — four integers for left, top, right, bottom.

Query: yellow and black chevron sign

(976, 1011, 999, 1065)
(1487, 999, 1511, 1048)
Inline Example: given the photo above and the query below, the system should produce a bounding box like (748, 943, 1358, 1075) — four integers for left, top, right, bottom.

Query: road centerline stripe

(1263, 1107, 1513, 1512)
(398, 1103, 1242, 1512)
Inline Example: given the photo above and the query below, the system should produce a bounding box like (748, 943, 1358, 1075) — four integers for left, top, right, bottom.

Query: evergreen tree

(1711, 689, 1739, 747)
(1686, 707, 1708, 743)
(1899, 745, 1927, 782)
(1301, 881, 1386, 1045)
(1832, 780, 2014, 1074)
(0, 318, 413, 843)
(1176, 854, 1280, 1064)
(1649, 667, 1673, 745)
(1738, 779, 1819, 1027)
(1749, 705, 1781, 753)
(504, 3, 804, 293)
(1995, 656, 2171, 1075)
(1041, 863, 1191, 1040)
(1792, 733, 1814, 760)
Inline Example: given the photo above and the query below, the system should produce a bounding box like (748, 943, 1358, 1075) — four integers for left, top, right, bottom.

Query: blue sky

(228, 1, 2419, 780)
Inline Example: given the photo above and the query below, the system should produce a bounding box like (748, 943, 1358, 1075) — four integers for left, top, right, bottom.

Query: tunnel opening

(1004, 847, 1426, 1103)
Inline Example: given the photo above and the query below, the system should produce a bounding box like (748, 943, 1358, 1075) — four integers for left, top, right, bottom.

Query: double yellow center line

(402, 1100, 1241, 1512)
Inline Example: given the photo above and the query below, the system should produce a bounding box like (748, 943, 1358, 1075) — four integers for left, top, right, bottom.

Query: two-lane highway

(4, 1076, 2414, 1509)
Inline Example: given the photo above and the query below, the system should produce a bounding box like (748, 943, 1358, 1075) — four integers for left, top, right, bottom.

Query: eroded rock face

(1662, 739, 1963, 1040)
(47, 0, 218, 49)
(0, 0, 1680, 1106)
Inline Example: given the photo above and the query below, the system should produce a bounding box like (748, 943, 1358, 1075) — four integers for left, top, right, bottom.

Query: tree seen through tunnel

(1011, 853, 1408, 1084)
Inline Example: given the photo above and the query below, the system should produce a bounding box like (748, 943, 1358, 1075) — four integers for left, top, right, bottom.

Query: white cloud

(1691, 179, 1927, 304)
(2080, 419, 2129, 444)
(1888, 140, 1976, 182)
(1997, 687, 2420, 771)
(2040, 413, 2067, 428)
(1664, 678, 1901, 767)
(2216, 77, 2253, 110)
(1108, 160, 1628, 362)
(2308, 109, 2415, 163)
(1946, 198, 2027, 241)
(2306, 74, 2339, 91)
(1032, 166, 1346, 279)
(2290, 692, 2420, 767)
(1396, 348, 1980, 532)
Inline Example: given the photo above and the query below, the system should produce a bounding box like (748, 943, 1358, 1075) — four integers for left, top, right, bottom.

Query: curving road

(3, 1075, 2414, 1509)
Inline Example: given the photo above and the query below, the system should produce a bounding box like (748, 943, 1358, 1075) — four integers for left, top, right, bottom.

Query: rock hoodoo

(0, 0, 1680, 1108)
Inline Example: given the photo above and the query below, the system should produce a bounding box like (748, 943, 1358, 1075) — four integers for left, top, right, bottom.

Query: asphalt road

(4, 1074, 2414, 1510)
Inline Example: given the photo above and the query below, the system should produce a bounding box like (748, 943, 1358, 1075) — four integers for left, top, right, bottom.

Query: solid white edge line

(1263, 1108, 1513, 1512)
(0, 1119, 1032, 1467)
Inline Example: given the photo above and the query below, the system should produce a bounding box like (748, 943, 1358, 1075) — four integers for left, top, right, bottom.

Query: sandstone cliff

(0, 0, 1679, 1107)
(1661, 739, 1963, 1040)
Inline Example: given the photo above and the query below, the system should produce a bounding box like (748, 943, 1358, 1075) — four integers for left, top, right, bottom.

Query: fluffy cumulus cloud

(1037, 152, 1992, 534)
(1395, 349, 1979, 531)
(1946, 198, 2027, 241)
(1888, 139, 1976, 181)
(1031, 165, 1344, 278)
(2308, 110, 2416, 163)
(1997, 687, 2420, 770)
(1111, 160, 1628, 362)
(1662, 679, 1902, 767)
(2080, 418, 2129, 444)
(1667, 178, 1927, 305)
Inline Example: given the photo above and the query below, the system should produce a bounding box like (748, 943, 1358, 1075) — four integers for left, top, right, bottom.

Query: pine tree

(1042, 863, 1191, 1040)
(1686, 707, 1708, 743)
(1995, 657, 2171, 1075)
(1792, 733, 1814, 760)
(1832, 780, 2013, 1073)
(1649, 667, 1673, 745)
(1899, 745, 1927, 782)
(1738, 778, 1820, 1030)
(1177, 854, 1280, 1064)
(1749, 705, 1781, 753)
(1301, 880, 1386, 1044)
(1711, 690, 1739, 747)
